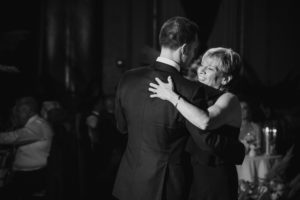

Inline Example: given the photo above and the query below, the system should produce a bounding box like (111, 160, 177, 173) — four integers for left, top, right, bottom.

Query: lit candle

(264, 127, 270, 155)
(273, 128, 277, 137)
(271, 128, 277, 155)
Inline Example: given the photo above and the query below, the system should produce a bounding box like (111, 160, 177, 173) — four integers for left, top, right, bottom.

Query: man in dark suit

(112, 16, 243, 200)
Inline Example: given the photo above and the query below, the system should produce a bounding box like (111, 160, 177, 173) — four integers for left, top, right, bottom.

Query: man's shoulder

(124, 65, 151, 74)
(119, 65, 151, 81)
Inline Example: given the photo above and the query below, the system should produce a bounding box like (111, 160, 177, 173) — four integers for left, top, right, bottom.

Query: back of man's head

(159, 16, 199, 50)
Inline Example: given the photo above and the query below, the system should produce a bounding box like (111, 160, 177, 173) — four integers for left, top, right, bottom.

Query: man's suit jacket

(113, 61, 241, 200)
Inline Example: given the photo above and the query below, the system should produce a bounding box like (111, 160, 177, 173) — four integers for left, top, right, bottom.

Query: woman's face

(197, 56, 225, 89)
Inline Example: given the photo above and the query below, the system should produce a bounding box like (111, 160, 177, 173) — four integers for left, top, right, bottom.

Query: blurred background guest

(0, 96, 53, 200)
(238, 98, 263, 156)
(85, 94, 126, 199)
(39, 100, 77, 200)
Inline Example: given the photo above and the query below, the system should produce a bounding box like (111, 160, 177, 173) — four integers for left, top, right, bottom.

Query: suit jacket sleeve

(114, 77, 128, 134)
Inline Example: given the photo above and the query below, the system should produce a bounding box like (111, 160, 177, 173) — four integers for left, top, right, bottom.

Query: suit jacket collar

(156, 57, 180, 72)
(152, 61, 181, 75)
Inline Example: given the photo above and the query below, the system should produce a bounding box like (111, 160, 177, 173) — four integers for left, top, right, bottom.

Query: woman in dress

(148, 47, 244, 200)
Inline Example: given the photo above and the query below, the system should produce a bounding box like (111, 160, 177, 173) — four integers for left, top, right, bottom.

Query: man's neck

(158, 47, 182, 71)
(156, 57, 180, 72)
(160, 48, 181, 65)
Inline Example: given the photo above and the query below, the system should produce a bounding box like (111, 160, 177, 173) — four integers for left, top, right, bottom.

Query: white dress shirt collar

(156, 57, 180, 72)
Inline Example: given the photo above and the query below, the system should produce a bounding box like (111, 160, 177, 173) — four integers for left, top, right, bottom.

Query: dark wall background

(0, 0, 41, 129)
(0, 0, 299, 140)
(102, 0, 300, 137)
(0, 0, 299, 147)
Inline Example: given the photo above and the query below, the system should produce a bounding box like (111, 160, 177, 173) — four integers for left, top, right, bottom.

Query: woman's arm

(148, 76, 240, 130)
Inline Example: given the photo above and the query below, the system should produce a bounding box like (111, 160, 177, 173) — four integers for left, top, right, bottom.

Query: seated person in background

(239, 99, 262, 156)
(0, 96, 54, 200)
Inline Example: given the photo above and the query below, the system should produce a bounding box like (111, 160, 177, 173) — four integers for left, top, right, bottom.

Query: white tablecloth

(236, 155, 281, 182)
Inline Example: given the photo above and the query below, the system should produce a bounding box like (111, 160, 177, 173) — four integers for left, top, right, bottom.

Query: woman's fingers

(155, 77, 164, 85)
(148, 87, 157, 93)
(154, 77, 173, 87)
(149, 93, 158, 98)
(149, 82, 159, 88)
(167, 76, 174, 87)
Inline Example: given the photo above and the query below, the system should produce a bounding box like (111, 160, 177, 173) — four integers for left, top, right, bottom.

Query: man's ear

(180, 44, 187, 55)
(221, 75, 232, 86)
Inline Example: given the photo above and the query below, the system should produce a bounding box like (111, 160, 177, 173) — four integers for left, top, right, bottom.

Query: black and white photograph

(0, 0, 299, 200)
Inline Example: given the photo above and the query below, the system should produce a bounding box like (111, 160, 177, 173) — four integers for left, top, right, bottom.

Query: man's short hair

(159, 16, 199, 50)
